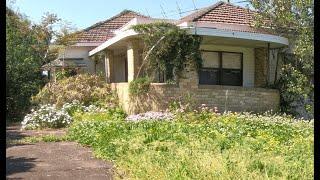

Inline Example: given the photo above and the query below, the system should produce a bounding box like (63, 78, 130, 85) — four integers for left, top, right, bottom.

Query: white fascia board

(115, 18, 139, 35)
(115, 17, 165, 35)
(181, 26, 289, 46)
(89, 29, 138, 56)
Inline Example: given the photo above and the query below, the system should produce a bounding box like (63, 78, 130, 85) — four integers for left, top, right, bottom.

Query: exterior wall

(110, 41, 279, 115)
(62, 46, 97, 73)
(112, 84, 280, 115)
(200, 44, 255, 87)
(112, 60, 280, 114)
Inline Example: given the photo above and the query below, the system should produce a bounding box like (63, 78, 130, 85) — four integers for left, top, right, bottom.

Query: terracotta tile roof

(179, 1, 271, 34)
(75, 10, 148, 43)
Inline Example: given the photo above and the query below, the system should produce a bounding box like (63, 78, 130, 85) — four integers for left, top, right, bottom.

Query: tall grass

(68, 112, 313, 179)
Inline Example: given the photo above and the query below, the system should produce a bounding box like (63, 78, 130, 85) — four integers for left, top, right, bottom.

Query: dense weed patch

(68, 112, 313, 179)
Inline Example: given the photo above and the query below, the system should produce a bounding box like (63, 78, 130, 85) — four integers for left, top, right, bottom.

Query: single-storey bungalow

(45, 1, 289, 114)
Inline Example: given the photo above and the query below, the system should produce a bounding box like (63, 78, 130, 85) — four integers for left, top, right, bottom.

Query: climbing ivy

(131, 22, 202, 82)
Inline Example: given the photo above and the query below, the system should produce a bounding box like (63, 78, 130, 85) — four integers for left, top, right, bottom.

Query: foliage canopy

(131, 22, 202, 82)
(251, 0, 314, 118)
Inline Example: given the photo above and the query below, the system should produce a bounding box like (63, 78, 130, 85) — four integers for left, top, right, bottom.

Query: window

(199, 51, 243, 86)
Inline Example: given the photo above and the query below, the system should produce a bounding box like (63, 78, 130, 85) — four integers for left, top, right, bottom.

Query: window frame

(199, 50, 243, 86)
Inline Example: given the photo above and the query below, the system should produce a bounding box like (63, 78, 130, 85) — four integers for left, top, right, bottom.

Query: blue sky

(11, 0, 250, 30)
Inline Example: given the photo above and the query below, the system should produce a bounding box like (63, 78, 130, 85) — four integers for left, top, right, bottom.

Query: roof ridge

(191, 1, 224, 21)
(81, 10, 147, 32)
(179, 1, 256, 23)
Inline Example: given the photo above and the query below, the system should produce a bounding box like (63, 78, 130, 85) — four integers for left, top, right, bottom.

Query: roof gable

(179, 1, 270, 34)
(75, 10, 148, 43)
(194, 2, 255, 25)
(180, 1, 255, 25)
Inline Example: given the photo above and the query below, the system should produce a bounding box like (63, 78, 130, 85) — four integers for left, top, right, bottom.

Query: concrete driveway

(6, 124, 113, 180)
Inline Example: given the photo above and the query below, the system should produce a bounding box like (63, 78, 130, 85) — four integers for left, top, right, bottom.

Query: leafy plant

(32, 74, 118, 108)
(128, 77, 151, 96)
(250, 0, 314, 118)
(131, 22, 202, 81)
(55, 69, 77, 80)
(6, 5, 78, 120)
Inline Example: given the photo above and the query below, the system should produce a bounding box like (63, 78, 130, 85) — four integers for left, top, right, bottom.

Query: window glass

(199, 69, 219, 85)
(222, 53, 241, 69)
(221, 69, 242, 86)
(201, 51, 220, 68)
(199, 51, 242, 86)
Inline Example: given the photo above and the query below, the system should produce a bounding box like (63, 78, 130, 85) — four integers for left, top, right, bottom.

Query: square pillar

(104, 49, 114, 83)
(254, 48, 267, 87)
(127, 40, 141, 82)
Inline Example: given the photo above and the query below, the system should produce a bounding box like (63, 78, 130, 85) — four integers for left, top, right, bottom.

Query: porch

(88, 21, 287, 114)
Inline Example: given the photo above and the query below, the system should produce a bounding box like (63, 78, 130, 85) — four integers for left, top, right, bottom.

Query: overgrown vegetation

(68, 110, 313, 179)
(32, 74, 118, 108)
(131, 22, 202, 82)
(251, 0, 314, 118)
(22, 104, 73, 130)
(6, 7, 52, 120)
(128, 77, 151, 96)
(6, 3, 78, 121)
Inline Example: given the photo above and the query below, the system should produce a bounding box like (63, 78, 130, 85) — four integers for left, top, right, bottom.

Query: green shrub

(129, 77, 151, 96)
(32, 74, 118, 108)
(72, 107, 126, 122)
(68, 112, 313, 179)
(55, 69, 77, 80)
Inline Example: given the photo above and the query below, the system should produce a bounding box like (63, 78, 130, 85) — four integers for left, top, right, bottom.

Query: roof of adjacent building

(75, 10, 148, 43)
(178, 1, 271, 34)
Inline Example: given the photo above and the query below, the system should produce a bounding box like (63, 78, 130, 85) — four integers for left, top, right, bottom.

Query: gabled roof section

(75, 10, 148, 43)
(179, 1, 270, 34)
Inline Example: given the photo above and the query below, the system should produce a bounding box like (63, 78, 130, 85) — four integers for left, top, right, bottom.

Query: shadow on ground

(6, 125, 30, 149)
(6, 156, 37, 176)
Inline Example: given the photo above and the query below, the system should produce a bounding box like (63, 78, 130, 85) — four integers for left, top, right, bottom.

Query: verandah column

(254, 47, 268, 87)
(104, 49, 114, 83)
(127, 40, 141, 82)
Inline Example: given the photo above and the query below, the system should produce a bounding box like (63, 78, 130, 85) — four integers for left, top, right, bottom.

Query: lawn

(68, 112, 314, 180)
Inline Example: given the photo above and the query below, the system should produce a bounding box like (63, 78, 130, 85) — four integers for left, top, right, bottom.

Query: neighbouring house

(45, 1, 289, 114)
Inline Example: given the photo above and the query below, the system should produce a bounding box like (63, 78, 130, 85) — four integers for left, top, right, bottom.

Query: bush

(129, 77, 151, 96)
(21, 100, 120, 130)
(55, 69, 77, 80)
(21, 104, 72, 130)
(72, 107, 127, 122)
(61, 100, 108, 116)
(32, 74, 118, 108)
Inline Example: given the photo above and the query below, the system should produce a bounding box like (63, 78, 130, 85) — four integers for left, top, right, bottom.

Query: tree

(6, 7, 62, 120)
(250, 0, 314, 118)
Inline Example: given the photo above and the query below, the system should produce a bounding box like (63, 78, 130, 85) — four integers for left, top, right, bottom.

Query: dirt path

(6, 124, 113, 180)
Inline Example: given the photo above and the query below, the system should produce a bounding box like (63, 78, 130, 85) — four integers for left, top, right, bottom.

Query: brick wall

(111, 60, 280, 114)
(109, 41, 279, 115)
